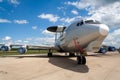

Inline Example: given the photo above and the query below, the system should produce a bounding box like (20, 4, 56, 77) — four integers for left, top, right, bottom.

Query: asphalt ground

(0, 52, 120, 80)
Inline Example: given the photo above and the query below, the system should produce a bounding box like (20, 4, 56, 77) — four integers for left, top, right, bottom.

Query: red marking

(73, 39, 84, 53)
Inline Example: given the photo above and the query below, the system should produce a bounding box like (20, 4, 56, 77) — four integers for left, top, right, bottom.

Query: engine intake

(1, 46, 11, 51)
(18, 47, 27, 54)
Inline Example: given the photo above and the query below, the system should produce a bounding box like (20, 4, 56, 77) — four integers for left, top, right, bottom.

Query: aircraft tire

(77, 56, 86, 65)
(81, 56, 86, 65)
(77, 56, 81, 64)
(48, 52, 52, 57)
(69, 53, 75, 57)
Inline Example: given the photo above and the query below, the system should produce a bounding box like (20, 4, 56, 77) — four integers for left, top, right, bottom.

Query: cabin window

(77, 23, 80, 26)
(85, 20, 101, 24)
(77, 21, 83, 26)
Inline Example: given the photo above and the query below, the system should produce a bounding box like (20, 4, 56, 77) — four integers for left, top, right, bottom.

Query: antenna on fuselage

(47, 26, 66, 43)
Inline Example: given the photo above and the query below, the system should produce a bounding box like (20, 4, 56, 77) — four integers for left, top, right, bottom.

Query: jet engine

(18, 47, 27, 54)
(1, 46, 11, 51)
(98, 47, 107, 54)
(108, 46, 116, 51)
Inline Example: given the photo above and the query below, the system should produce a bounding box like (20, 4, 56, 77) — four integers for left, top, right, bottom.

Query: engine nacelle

(98, 47, 107, 54)
(108, 46, 116, 51)
(18, 47, 27, 54)
(1, 46, 11, 51)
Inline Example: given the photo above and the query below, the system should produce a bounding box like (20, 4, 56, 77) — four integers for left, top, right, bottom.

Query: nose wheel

(77, 56, 86, 65)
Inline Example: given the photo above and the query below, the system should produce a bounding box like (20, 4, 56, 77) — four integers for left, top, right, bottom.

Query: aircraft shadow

(3, 54, 89, 73)
(2, 54, 48, 58)
(48, 56, 89, 73)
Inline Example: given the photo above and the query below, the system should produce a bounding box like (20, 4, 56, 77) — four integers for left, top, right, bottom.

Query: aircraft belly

(61, 36, 95, 52)
(86, 36, 106, 52)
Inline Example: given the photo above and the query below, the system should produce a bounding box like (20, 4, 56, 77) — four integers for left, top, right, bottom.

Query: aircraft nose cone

(99, 24, 109, 36)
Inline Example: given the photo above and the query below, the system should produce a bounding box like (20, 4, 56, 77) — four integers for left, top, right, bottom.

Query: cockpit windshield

(85, 20, 101, 24)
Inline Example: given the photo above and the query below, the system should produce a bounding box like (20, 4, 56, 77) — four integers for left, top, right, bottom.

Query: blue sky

(0, 0, 120, 47)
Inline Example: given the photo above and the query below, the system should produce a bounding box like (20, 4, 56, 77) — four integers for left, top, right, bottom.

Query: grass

(0, 49, 57, 56)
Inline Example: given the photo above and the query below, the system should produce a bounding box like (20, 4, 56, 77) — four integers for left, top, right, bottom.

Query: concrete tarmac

(0, 52, 120, 80)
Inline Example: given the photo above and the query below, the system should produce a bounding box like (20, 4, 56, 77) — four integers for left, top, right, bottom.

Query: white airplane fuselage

(55, 20, 109, 53)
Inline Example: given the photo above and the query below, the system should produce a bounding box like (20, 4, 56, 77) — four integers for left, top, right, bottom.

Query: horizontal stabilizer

(47, 26, 66, 32)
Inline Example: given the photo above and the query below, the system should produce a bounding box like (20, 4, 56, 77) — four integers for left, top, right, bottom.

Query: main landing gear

(47, 48, 86, 65)
(48, 52, 52, 57)
(69, 52, 86, 64)
(77, 55, 86, 64)
(73, 39, 87, 65)
(69, 52, 75, 57)
(76, 50, 87, 65)
(47, 49, 53, 57)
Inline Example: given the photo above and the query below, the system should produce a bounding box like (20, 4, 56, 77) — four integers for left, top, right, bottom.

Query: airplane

(0, 19, 109, 64)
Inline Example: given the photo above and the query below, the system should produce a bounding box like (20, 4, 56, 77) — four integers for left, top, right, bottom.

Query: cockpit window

(77, 21, 83, 26)
(85, 20, 101, 24)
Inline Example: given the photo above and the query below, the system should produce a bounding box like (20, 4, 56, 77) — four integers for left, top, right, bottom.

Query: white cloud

(24, 40, 29, 43)
(8, 0, 20, 5)
(17, 37, 55, 46)
(42, 29, 54, 37)
(34, 37, 55, 46)
(0, 18, 11, 23)
(3, 36, 11, 41)
(60, 17, 74, 23)
(71, 10, 78, 15)
(88, 2, 120, 28)
(16, 40, 22, 42)
(42, 29, 52, 34)
(14, 20, 29, 24)
(32, 26, 37, 30)
(65, 0, 119, 10)
(14, 40, 23, 44)
(2, 36, 12, 45)
(103, 29, 120, 48)
(38, 13, 60, 22)
(65, 1, 88, 9)
(60, 16, 82, 23)
(64, 0, 98, 9)
(0, 35, 55, 46)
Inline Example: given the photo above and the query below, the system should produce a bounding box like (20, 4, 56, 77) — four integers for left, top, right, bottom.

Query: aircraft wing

(0, 44, 5, 46)
(27, 45, 55, 50)
(0, 43, 56, 54)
